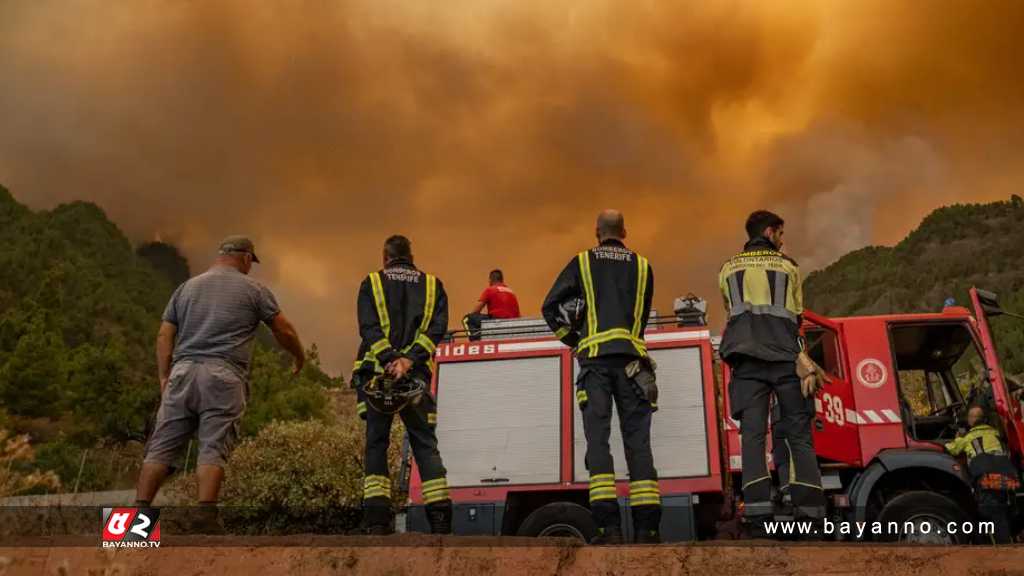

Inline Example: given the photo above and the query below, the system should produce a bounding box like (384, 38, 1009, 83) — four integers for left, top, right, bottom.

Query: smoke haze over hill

(2, 1, 1023, 371)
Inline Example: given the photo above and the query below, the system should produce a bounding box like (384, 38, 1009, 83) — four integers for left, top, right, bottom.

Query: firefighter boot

(427, 501, 453, 534)
(743, 515, 773, 540)
(362, 502, 395, 535)
(590, 525, 624, 545)
(632, 506, 662, 544)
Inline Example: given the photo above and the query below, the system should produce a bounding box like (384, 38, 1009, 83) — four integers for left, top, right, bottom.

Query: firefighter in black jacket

(719, 210, 825, 538)
(542, 209, 660, 544)
(352, 235, 451, 534)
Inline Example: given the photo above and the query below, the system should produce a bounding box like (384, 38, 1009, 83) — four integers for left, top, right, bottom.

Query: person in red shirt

(464, 269, 521, 340)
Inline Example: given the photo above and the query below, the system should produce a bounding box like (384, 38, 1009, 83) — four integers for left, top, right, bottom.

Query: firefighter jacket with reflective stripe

(946, 424, 1006, 460)
(718, 236, 802, 363)
(945, 424, 1018, 480)
(353, 259, 448, 379)
(542, 239, 654, 359)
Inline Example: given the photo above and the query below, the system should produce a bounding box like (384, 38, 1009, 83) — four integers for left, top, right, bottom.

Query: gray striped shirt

(162, 266, 280, 375)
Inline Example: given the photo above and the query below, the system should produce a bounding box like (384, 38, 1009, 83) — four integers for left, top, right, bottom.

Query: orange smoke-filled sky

(2, 1, 1023, 373)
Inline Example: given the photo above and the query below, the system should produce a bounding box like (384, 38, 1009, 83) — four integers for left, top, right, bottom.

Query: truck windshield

(890, 322, 984, 442)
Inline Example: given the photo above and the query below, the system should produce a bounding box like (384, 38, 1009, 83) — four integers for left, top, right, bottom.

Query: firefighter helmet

(558, 297, 586, 334)
(363, 374, 427, 414)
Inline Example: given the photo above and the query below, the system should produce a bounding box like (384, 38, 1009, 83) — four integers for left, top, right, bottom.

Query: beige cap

(218, 235, 260, 263)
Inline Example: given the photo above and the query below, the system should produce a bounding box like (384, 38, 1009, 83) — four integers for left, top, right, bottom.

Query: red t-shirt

(480, 283, 521, 319)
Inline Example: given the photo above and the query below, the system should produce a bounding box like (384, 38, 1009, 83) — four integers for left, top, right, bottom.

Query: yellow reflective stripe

(371, 338, 391, 355)
(577, 329, 646, 355)
(418, 274, 436, 334)
(363, 475, 392, 499)
(427, 412, 437, 424)
(401, 274, 437, 356)
(630, 496, 661, 506)
(742, 475, 771, 490)
(357, 352, 384, 375)
(589, 481, 615, 489)
(554, 326, 570, 340)
(424, 490, 450, 504)
(630, 490, 660, 497)
(590, 492, 618, 503)
(590, 473, 615, 480)
(414, 333, 436, 353)
(632, 256, 648, 338)
(576, 390, 588, 403)
(356, 402, 367, 415)
(578, 328, 632, 347)
(578, 251, 597, 355)
(789, 480, 824, 491)
(422, 478, 448, 489)
(369, 272, 390, 339)
(422, 477, 450, 505)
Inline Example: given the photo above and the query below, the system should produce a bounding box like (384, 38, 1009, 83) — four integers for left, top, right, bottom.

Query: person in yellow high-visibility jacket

(946, 405, 1020, 544)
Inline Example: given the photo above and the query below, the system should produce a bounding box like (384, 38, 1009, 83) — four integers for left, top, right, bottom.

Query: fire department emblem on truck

(855, 358, 887, 389)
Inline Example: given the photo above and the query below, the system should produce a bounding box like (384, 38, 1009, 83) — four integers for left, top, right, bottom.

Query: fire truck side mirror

(977, 288, 1005, 317)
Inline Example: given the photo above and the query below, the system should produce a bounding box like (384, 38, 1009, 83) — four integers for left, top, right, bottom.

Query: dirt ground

(3, 535, 1024, 576)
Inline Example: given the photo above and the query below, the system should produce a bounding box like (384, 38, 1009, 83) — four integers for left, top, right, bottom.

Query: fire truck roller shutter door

(573, 347, 709, 482)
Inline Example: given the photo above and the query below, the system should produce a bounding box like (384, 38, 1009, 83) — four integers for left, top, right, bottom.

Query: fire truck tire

(516, 502, 597, 542)
(875, 491, 971, 544)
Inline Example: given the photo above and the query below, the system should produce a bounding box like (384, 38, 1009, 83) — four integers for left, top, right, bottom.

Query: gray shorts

(144, 359, 247, 468)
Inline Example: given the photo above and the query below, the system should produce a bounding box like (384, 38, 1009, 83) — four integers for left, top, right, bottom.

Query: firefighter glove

(627, 357, 659, 410)
(796, 351, 826, 398)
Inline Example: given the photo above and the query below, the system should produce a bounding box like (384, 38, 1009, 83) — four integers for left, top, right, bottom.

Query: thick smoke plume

(2, 1, 1023, 371)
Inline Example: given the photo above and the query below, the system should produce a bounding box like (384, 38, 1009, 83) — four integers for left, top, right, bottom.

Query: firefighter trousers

(977, 489, 1015, 544)
(729, 355, 825, 520)
(363, 382, 449, 526)
(577, 355, 661, 532)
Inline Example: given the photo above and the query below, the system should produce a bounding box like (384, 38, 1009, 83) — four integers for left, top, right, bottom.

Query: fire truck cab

(405, 288, 1024, 542)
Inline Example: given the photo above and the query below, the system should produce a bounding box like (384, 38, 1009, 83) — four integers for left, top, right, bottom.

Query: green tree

(0, 314, 66, 418)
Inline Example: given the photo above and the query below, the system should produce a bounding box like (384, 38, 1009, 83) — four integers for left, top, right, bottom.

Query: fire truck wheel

(875, 491, 971, 544)
(516, 502, 597, 542)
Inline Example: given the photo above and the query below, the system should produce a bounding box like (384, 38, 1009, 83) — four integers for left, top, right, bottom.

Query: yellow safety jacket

(718, 236, 803, 363)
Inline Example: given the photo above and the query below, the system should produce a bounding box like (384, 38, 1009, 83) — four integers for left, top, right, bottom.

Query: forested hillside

(804, 195, 1024, 374)
(0, 185, 340, 493)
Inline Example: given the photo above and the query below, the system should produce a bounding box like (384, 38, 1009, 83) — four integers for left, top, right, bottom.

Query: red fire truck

(403, 288, 1023, 543)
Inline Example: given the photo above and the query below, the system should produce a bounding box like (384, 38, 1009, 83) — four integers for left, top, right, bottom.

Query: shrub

(0, 429, 60, 497)
(240, 345, 334, 436)
(168, 418, 404, 534)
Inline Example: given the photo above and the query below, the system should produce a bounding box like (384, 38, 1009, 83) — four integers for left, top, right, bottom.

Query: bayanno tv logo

(101, 507, 161, 548)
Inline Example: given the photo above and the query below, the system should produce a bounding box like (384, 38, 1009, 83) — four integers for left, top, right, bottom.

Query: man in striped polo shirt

(136, 236, 305, 527)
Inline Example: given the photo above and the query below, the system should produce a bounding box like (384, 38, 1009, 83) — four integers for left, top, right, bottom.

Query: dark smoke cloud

(2, 1, 1023, 372)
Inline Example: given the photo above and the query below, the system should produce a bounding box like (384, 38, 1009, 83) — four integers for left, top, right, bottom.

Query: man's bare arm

(156, 321, 177, 393)
(470, 301, 485, 315)
(270, 313, 305, 374)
